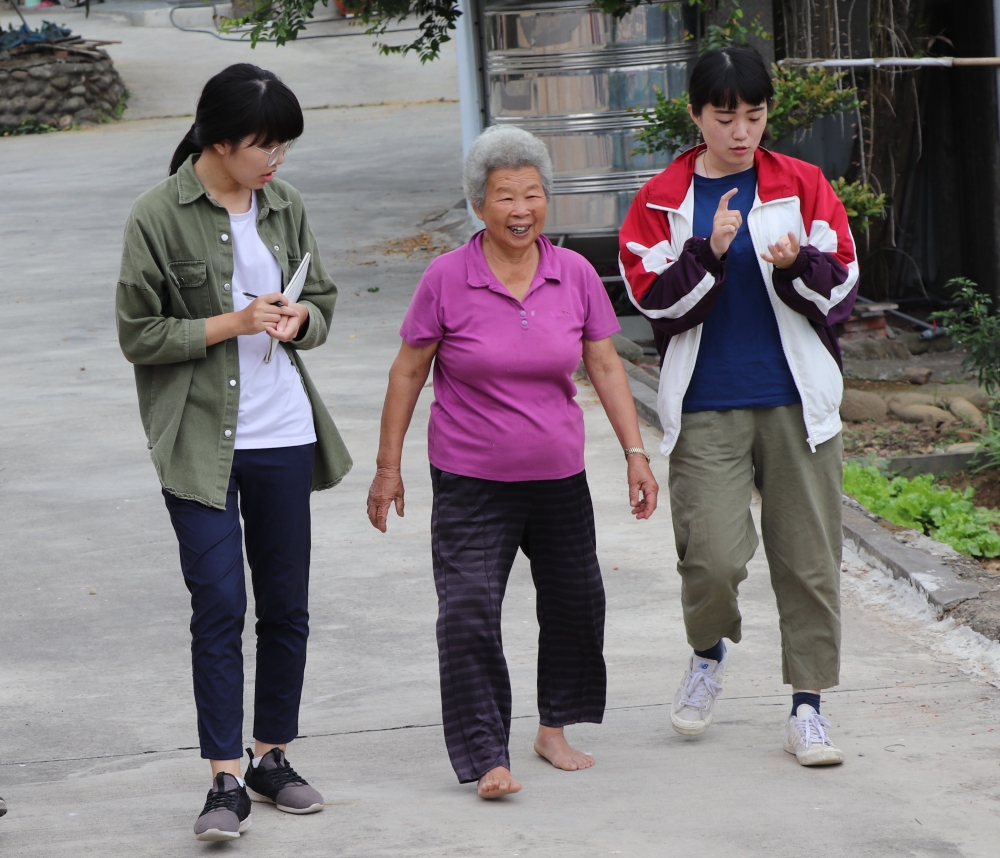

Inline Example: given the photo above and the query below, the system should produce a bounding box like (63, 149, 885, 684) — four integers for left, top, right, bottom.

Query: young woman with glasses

(116, 63, 352, 841)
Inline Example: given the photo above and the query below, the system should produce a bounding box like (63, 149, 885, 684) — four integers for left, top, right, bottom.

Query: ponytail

(167, 63, 304, 176)
(169, 122, 201, 176)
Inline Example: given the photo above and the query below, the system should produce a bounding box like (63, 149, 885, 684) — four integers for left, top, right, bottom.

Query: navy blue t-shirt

(682, 167, 800, 412)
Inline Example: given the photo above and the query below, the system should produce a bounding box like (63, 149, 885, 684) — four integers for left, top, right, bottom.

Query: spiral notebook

(265, 251, 311, 364)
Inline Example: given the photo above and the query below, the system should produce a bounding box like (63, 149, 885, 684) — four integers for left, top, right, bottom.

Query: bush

(844, 462, 1000, 558)
(934, 280, 1000, 396)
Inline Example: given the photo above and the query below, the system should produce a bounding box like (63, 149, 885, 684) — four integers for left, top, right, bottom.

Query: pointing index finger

(717, 188, 739, 212)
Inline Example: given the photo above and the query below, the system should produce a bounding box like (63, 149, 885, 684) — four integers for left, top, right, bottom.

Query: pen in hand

(243, 292, 284, 307)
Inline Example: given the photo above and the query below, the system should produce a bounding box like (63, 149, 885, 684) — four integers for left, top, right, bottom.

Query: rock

(840, 389, 888, 423)
(887, 392, 935, 411)
(61, 96, 85, 113)
(56, 114, 73, 130)
(966, 391, 992, 410)
(68, 84, 87, 96)
(8, 95, 27, 113)
(612, 333, 644, 363)
(897, 331, 931, 355)
(946, 441, 981, 454)
(96, 100, 113, 115)
(11, 70, 27, 82)
(948, 397, 987, 428)
(891, 403, 956, 431)
(904, 366, 933, 385)
(24, 96, 44, 113)
(74, 108, 101, 125)
(839, 337, 910, 360)
(50, 75, 70, 90)
(0, 113, 18, 129)
(28, 65, 53, 80)
(928, 335, 954, 353)
(23, 79, 45, 97)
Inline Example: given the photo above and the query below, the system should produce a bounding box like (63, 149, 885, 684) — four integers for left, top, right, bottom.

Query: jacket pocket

(167, 260, 210, 318)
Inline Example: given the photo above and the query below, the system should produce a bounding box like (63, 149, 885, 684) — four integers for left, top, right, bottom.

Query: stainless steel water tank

(482, 0, 697, 236)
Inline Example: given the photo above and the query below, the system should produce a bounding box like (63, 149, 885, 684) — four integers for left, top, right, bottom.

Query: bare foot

(533, 725, 595, 771)
(477, 766, 522, 799)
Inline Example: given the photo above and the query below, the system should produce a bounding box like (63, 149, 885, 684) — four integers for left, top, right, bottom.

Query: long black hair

(688, 47, 774, 116)
(169, 63, 304, 175)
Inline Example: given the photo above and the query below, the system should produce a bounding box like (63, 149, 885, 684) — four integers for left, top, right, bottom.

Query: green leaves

(844, 462, 1000, 558)
(223, 0, 461, 61)
(934, 281, 1000, 396)
(830, 178, 886, 231)
(632, 90, 698, 158)
(767, 65, 859, 143)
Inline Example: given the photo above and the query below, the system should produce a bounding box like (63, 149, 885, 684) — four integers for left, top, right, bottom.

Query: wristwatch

(623, 447, 650, 463)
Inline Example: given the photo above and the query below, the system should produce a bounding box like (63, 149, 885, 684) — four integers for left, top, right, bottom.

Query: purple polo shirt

(400, 232, 620, 482)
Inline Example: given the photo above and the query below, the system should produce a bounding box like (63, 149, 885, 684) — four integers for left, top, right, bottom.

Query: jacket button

(224, 429, 232, 438)
(273, 245, 279, 252)
(221, 233, 229, 242)
(223, 283, 231, 291)
(229, 379, 236, 387)
(521, 320, 528, 327)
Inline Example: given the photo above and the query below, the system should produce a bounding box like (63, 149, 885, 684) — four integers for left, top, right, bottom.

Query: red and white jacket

(618, 144, 858, 456)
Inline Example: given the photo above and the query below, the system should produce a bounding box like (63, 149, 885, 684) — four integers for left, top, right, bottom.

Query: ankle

(791, 691, 821, 717)
(693, 640, 726, 663)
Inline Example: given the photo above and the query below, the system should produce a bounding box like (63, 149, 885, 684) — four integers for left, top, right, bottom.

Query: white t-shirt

(229, 194, 316, 450)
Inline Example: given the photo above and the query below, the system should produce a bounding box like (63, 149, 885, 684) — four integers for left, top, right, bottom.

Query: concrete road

(4, 21, 1000, 858)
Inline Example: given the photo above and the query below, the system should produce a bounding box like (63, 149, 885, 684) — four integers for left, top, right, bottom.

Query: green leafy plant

(632, 91, 698, 157)
(767, 65, 859, 143)
(224, 0, 461, 59)
(969, 412, 1000, 473)
(934, 280, 1000, 395)
(1, 118, 56, 137)
(830, 178, 886, 231)
(844, 462, 1000, 558)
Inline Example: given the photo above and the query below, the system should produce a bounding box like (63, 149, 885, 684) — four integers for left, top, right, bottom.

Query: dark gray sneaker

(244, 747, 324, 814)
(194, 773, 252, 841)
(0, 796, 6, 818)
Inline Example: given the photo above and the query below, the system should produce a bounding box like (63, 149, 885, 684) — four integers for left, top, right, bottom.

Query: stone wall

(0, 52, 126, 132)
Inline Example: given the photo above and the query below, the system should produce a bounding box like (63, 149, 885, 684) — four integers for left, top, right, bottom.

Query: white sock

(252, 756, 263, 768)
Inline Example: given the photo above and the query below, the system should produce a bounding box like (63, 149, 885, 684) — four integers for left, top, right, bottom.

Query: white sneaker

(783, 704, 845, 766)
(670, 650, 725, 736)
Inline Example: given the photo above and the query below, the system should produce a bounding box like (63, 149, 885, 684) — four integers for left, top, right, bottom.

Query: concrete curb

(886, 450, 983, 477)
(841, 500, 985, 610)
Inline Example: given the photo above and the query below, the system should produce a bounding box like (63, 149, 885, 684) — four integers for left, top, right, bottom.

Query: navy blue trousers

(162, 444, 314, 761)
(431, 466, 607, 784)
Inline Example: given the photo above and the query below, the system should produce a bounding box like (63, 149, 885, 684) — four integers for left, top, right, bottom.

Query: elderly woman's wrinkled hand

(367, 466, 405, 533)
(627, 457, 659, 520)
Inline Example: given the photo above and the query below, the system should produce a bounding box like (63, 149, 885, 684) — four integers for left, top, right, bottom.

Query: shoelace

(796, 710, 834, 747)
(202, 786, 243, 813)
(679, 669, 722, 710)
(260, 759, 307, 789)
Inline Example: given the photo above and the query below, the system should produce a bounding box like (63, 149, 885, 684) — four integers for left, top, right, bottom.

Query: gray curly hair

(463, 125, 553, 209)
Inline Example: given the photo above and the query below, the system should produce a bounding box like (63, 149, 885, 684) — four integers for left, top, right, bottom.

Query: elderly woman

(367, 126, 658, 798)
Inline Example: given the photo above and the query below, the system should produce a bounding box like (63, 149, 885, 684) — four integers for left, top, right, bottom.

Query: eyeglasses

(240, 139, 295, 167)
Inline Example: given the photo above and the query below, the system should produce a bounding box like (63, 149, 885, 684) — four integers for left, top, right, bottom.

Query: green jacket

(116, 155, 352, 509)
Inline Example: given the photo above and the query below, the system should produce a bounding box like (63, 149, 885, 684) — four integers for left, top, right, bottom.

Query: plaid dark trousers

(430, 466, 607, 783)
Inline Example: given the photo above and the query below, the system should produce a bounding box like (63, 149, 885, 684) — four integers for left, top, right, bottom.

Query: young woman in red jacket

(619, 47, 858, 766)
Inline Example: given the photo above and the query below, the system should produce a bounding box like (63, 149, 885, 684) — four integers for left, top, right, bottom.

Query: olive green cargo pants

(668, 404, 843, 690)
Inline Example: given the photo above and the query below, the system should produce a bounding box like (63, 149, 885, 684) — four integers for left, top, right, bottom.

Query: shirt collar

(466, 230, 562, 289)
(175, 154, 293, 219)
